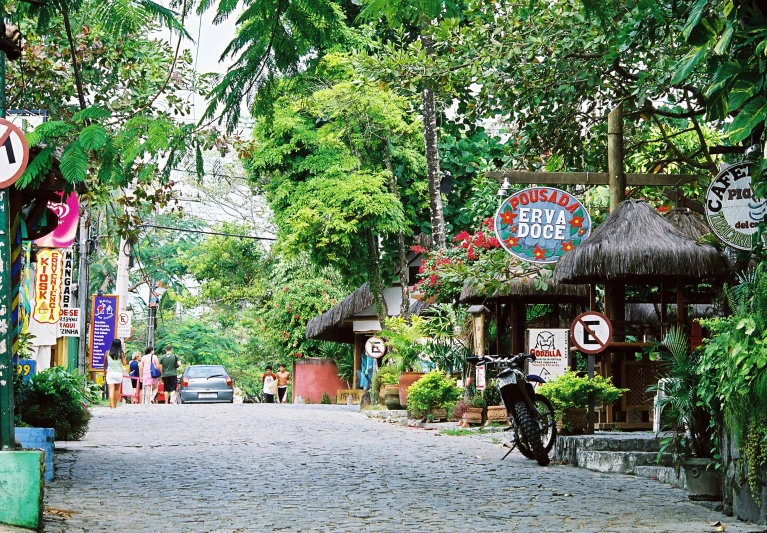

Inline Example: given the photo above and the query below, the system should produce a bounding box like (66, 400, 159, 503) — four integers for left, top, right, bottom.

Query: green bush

(406, 370, 461, 416)
(484, 380, 502, 406)
(373, 364, 400, 391)
(537, 371, 626, 422)
(15, 367, 94, 441)
(321, 392, 331, 404)
(469, 393, 486, 409)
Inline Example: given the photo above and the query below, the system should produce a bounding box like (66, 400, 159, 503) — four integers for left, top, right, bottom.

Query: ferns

(60, 141, 88, 184)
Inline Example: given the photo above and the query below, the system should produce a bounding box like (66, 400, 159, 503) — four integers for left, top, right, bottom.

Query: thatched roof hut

(460, 275, 588, 304)
(664, 208, 711, 240)
(553, 200, 728, 283)
(305, 283, 375, 343)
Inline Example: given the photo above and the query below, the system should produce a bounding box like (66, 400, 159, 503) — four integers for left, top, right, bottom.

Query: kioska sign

(494, 187, 592, 264)
(705, 162, 766, 250)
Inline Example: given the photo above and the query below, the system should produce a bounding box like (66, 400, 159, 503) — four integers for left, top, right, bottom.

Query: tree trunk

(365, 228, 388, 325)
(382, 138, 410, 320)
(420, 36, 446, 249)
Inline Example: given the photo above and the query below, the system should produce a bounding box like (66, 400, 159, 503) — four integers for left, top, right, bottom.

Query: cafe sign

(705, 161, 766, 250)
(495, 187, 592, 264)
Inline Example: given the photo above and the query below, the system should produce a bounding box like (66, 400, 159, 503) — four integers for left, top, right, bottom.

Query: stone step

(634, 465, 687, 489)
(571, 450, 673, 474)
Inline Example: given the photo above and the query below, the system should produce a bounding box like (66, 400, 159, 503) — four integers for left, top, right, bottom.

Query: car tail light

(226, 376, 232, 386)
(182, 378, 189, 387)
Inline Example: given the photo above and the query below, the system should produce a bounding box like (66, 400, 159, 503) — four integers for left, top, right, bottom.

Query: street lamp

(497, 177, 511, 205)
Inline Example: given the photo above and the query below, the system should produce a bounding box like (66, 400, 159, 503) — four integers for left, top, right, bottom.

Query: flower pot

(378, 385, 386, 406)
(682, 458, 721, 501)
(462, 407, 484, 426)
(557, 408, 588, 435)
(485, 405, 509, 425)
(383, 384, 402, 410)
(14, 427, 55, 482)
(398, 372, 425, 408)
(429, 408, 447, 421)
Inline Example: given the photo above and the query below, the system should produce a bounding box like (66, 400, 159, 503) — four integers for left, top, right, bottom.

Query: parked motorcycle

(468, 354, 556, 466)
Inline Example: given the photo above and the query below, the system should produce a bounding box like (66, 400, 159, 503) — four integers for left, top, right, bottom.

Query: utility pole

(115, 235, 131, 316)
(608, 103, 626, 212)
(146, 280, 157, 349)
(0, 44, 13, 450)
(76, 212, 90, 374)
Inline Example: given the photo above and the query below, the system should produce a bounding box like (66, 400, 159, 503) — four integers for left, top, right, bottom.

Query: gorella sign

(495, 187, 591, 264)
(705, 161, 766, 250)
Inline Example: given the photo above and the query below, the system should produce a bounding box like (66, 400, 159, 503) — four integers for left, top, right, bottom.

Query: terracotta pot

(682, 458, 721, 501)
(428, 407, 447, 421)
(462, 407, 484, 426)
(557, 408, 588, 435)
(383, 384, 401, 410)
(398, 372, 425, 408)
(486, 405, 509, 425)
(378, 385, 386, 405)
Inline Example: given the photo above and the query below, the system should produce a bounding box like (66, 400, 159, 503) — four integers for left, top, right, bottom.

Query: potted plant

(653, 328, 720, 501)
(537, 370, 627, 435)
(380, 317, 427, 408)
(461, 394, 486, 427)
(405, 370, 462, 421)
(373, 364, 400, 407)
(483, 380, 508, 425)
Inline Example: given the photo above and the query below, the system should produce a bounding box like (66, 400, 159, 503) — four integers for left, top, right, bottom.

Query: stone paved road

(44, 404, 761, 533)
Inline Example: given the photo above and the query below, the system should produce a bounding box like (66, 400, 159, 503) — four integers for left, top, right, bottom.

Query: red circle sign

(0, 118, 29, 189)
(365, 337, 386, 359)
(570, 311, 613, 354)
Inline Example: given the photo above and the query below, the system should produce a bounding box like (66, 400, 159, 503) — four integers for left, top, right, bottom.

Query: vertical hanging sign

(58, 248, 80, 336)
(32, 248, 63, 324)
(89, 294, 118, 371)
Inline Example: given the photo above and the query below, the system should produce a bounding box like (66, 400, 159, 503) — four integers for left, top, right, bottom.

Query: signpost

(32, 249, 63, 324)
(0, 118, 28, 189)
(89, 294, 119, 372)
(33, 192, 79, 248)
(570, 311, 613, 434)
(58, 248, 80, 337)
(705, 161, 765, 250)
(117, 311, 132, 339)
(15, 359, 35, 383)
(527, 328, 569, 380)
(476, 365, 486, 391)
(364, 336, 386, 359)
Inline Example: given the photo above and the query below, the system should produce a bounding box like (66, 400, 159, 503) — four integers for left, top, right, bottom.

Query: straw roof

(459, 275, 588, 304)
(305, 283, 375, 343)
(553, 200, 728, 283)
(664, 208, 711, 240)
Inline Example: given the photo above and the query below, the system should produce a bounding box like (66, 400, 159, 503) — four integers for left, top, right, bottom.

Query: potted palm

(653, 328, 720, 501)
(537, 371, 626, 435)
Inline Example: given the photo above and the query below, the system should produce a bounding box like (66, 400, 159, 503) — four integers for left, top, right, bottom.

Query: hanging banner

(89, 294, 119, 371)
(32, 249, 64, 324)
(33, 192, 79, 248)
(476, 365, 486, 391)
(705, 161, 766, 250)
(58, 247, 80, 336)
(495, 187, 591, 264)
(527, 328, 570, 380)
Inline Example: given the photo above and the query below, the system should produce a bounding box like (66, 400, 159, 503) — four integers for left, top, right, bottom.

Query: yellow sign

(33, 248, 64, 324)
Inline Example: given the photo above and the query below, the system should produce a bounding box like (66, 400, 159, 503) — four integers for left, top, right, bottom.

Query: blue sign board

(90, 294, 118, 371)
(16, 359, 36, 382)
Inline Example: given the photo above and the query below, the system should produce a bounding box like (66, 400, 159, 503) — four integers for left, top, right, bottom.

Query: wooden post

(509, 301, 525, 354)
(676, 278, 687, 329)
(587, 285, 596, 433)
(352, 334, 363, 390)
(608, 104, 626, 212)
(495, 302, 502, 355)
(473, 312, 485, 356)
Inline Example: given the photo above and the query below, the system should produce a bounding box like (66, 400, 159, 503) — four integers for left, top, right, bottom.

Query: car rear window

(186, 366, 228, 379)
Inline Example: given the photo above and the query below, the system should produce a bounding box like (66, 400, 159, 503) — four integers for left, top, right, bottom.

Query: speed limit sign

(365, 336, 387, 359)
(570, 311, 613, 354)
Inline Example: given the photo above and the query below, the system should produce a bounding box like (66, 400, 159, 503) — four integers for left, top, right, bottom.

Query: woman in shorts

(104, 339, 127, 409)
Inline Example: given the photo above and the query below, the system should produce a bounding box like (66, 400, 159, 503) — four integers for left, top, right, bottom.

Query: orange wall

(292, 358, 348, 403)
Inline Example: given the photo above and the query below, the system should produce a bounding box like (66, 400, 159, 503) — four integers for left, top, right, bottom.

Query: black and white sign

(365, 336, 387, 359)
(476, 365, 486, 390)
(117, 311, 132, 338)
(527, 328, 569, 379)
(0, 118, 29, 188)
(58, 248, 80, 337)
(570, 311, 613, 354)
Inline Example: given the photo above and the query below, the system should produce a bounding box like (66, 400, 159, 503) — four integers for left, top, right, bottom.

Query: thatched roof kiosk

(553, 200, 728, 284)
(459, 274, 589, 354)
(306, 283, 375, 344)
(664, 207, 711, 241)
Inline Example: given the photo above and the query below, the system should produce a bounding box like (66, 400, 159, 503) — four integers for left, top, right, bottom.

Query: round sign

(0, 118, 29, 188)
(495, 187, 591, 264)
(705, 161, 765, 250)
(365, 336, 386, 359)
(570, 311, 613, 354)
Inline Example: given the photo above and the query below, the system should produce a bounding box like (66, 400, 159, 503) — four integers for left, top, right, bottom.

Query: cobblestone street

(43, 405, 760, 533)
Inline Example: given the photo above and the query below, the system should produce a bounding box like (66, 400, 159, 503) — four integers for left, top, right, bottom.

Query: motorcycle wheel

(516, 397, 557, 459)
(513, 401, 550, 466)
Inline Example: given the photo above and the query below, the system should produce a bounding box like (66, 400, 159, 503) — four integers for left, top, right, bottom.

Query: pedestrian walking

(139, 346, 162, 404)
(128, 352, 142, 403)
(276, 364, 290, 404)
(159, 344, 181, 404)
(263, 366, 277, 403)
(104, 339, 127, 409)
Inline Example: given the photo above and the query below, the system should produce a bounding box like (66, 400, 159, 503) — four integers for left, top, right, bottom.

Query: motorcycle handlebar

(467, 353, 536, 365)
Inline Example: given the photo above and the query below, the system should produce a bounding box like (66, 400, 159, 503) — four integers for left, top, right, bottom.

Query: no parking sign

(570, 311, 613, 354)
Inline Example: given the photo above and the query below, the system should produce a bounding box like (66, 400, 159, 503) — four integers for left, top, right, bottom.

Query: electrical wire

(138, 223, 275, 240)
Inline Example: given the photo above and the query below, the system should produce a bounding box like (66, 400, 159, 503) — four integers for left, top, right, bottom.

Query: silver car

(178, 365, 234, 404)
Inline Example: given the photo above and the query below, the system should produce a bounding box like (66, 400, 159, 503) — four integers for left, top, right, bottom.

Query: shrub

(469, 394, 487, 409)
(15, 367, 94, 441)
(406, 370, 461, 417)
(484, 380, 502, 406)
(321, 392, 331, 404)
(537, 371, 626, 422)
(450, 400, 468, 420)
(373, 364, 400, 391)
